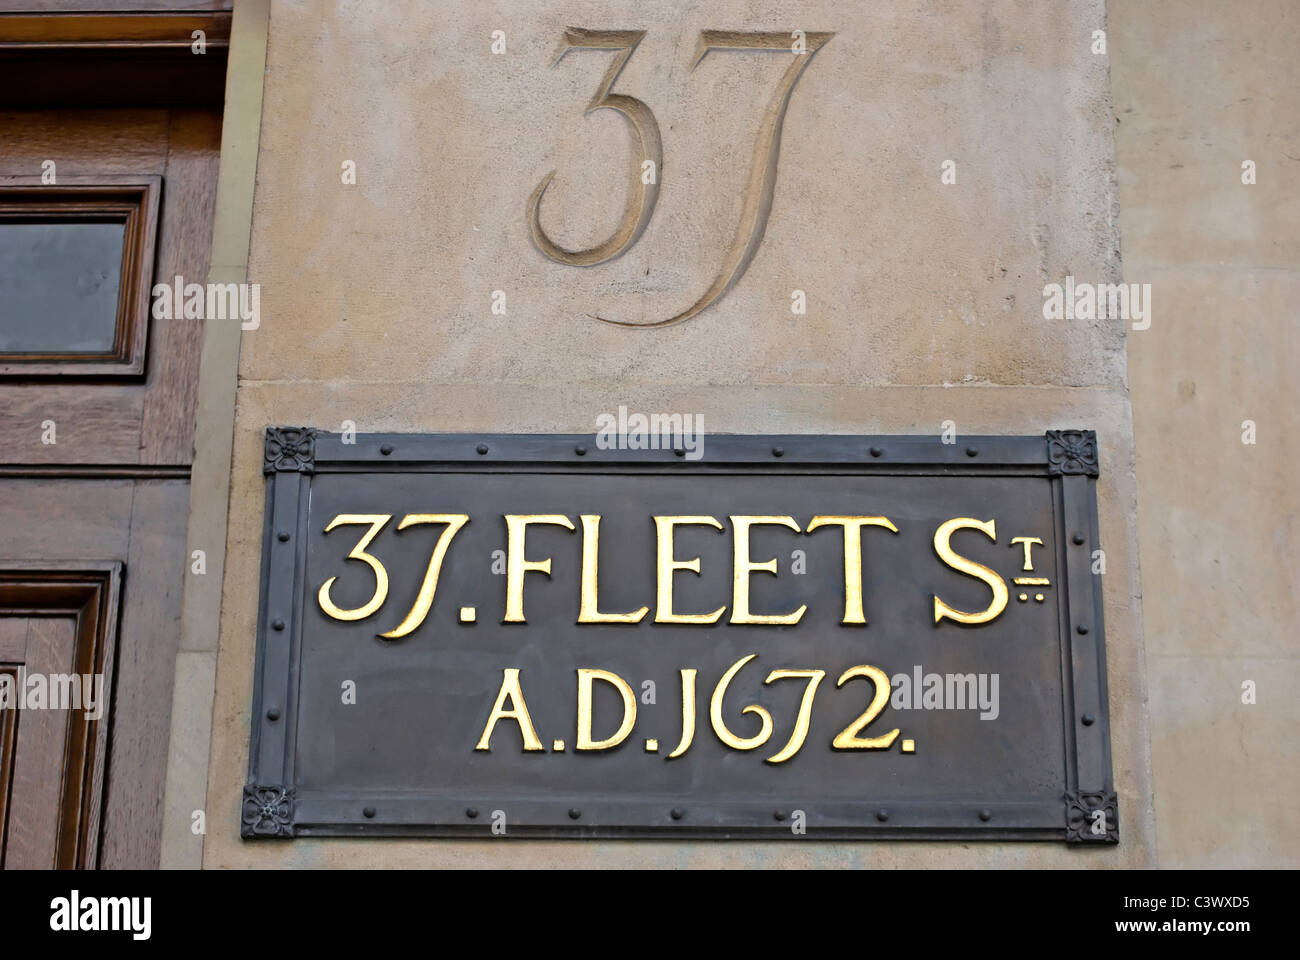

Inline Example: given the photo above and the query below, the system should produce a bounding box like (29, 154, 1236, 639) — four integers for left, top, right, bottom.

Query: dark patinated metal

(244, 428, 1116, 843)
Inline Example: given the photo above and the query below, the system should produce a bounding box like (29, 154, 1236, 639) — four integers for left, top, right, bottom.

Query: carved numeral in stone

(527, 29, 662, 267)
(597, 31, 834, 328)
(530, 29, 835, 327)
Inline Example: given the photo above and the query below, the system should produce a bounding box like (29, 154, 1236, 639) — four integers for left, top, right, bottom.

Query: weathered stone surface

(242, 0, 1124, 388)
(1112, 0, 1300, 868)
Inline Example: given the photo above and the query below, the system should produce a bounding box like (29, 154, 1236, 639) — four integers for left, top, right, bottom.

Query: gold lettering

(578, 514, 649, 623)
(806, 515, 898, 624)
(666, 668, 697, 759)
(709, 654, 773, 750)
(318, 514, 391, 621)
(1010, 535, 1044, 571)
(831, 664, 899, 750)
(504, 514, 575, 623)
(576, 668, 637, 750)
(475, 668, 543, 751)
(932, 517, 1009, 626)
(764, 668, 825, 763)
(380, 514, 470, 638)
(654, 515, 726, 623)
(730, 515, 807, 624)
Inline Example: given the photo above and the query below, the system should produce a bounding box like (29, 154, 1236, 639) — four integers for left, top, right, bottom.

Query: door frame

(0, 1, 253, 869)
(0, 560, 122, 869)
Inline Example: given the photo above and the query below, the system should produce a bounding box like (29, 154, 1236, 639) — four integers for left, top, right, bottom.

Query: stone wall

(1111, 0, 1300, 868)
(202, 0, 1155, 867)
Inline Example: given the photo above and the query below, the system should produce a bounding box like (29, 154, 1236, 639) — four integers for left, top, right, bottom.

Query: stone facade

(174, 0, 1294, 868)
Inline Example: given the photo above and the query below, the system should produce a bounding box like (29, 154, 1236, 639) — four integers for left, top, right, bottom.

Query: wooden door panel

(0, 563, 122, 869)
(2, 615, 77, 869)
(0, 481, 188, 868)
(0, 616, 24, 658)
(0, 616, 24, 867)
(0, 106, 222, 468)
(0, 667, 14, 863)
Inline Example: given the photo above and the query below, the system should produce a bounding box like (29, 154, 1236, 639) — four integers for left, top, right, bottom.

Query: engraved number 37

(528, 29, 835, 328)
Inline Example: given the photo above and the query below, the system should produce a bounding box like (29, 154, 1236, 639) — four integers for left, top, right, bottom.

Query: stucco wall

(201, 0, 1155, 867)
(1110, 0, 1299, 868)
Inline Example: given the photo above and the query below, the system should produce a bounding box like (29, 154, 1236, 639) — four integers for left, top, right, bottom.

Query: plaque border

(244, 429, 1116, 844)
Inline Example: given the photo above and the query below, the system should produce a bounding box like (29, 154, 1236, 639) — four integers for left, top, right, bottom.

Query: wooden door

(0, 564, 121, 868)
(0, 7, 230, 868)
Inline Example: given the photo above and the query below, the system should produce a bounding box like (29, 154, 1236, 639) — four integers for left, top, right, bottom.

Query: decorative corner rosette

(264, 427, 318, 474)
(1065, 790, 1118, 844)
(241, 784, 295, 839)
(1046, 429, 1099, 477)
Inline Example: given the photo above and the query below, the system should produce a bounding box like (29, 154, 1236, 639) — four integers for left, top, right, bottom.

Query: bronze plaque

(244, 429, 1115, 842)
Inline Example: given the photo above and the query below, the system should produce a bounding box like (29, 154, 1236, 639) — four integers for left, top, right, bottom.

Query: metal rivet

(1082, 713, 1096, 726)
(266, 707, 280, 721)
(363, 806, 376, 819)
(380, 444, 393, 455)
(568, 808, 581, 820)
(674, 447, 685, 457)
(876, 809, 889, 822)
(1077, 624, 1089, 635)
(466, 808, 478, 819)
(979, 809, 992, 822)
(1072, 532, 1086, 545)
(773, 811, 785, 821)
(671, 808, 684, 820)
(869, 446, 882, 457)
(966, 446, 978, 457)
(277, 531, 290, 542)
(772, 447, 784, 458)
(575, 445, 587, 456)
(272, 619, 285, 631)
(476, 443, 489, 455)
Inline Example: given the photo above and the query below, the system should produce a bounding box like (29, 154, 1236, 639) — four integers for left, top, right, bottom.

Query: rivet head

(476, 443, 489, 455)
(979, 809, 993, 822)
(876, 809, 890, 822)
(1077, 624, 1090, 635)
(1073, 532, 1086, 545)
(773, 811, 785, 822)
(1082, 713, 1096, 726)
(966, 446, 978, 457)
(272, 619, 285, 631)
(772, 447, 784, 458)
(575, 445, 587, 456)
(277, 531, 290, 542)
(869, 446, 882, 458)
(465, 807, 478, 819)
(568, 808, 581, 820)
(674, 447, 685, 457)
(379, 444, 393, 455)
(670, 808, 684, 820)
(363, 806, 376, 819)
(266, 707, 281, 721)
